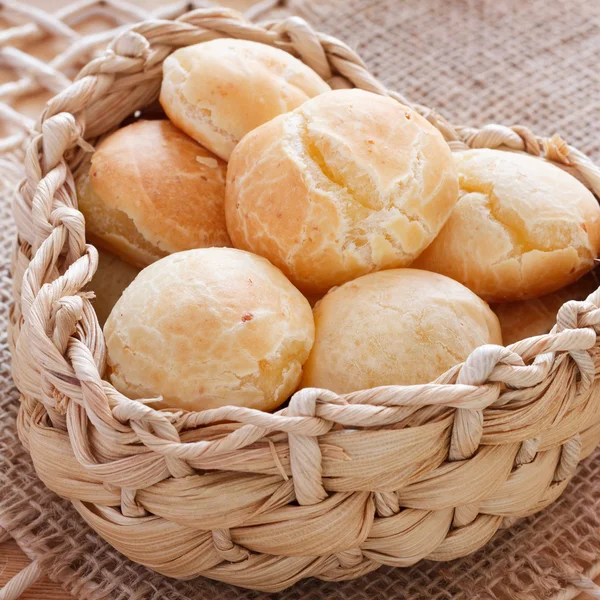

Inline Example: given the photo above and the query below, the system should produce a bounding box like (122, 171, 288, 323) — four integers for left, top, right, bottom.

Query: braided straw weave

(8, 4, 600, 593)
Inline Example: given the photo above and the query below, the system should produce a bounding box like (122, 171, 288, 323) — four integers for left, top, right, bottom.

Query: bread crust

(414, 149, 600, 301)
(78, 120, 230, 269)
(301, 268, 501, 392)
(104, 248, 315, 412)
(226, 89, 459, 294)
(160, 39, 331, 160)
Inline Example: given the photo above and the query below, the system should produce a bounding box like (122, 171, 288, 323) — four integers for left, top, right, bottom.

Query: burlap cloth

(2, 0, 600, 598)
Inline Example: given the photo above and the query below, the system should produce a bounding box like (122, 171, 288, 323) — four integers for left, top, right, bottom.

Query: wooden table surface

(0, 0, 597, 599)
(0, 541, 65, 600)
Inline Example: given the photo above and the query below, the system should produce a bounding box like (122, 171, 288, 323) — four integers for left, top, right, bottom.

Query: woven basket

(9, 6, 600, 593)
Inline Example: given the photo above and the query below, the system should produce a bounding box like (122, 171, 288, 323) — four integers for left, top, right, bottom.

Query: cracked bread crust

(160, 39, 331, 161)
(300, 268, 502, 392)
(104, 248, 315, 412)
(225, 89, 459, 295)
(414, 149, 600, 302)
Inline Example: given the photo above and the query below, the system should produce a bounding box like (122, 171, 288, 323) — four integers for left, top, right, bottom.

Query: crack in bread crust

(290, 111, 429, 262)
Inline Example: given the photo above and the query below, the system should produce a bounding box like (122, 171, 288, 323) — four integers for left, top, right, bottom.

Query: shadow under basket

(9, 6, 600, 593)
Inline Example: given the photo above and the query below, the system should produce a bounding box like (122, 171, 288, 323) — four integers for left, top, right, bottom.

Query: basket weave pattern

(9, 6, 600, 592)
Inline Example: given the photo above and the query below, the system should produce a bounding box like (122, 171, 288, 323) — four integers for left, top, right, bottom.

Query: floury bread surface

(77, 120, 230, 269)
(414, 149, 600, 301)
(225, 89, 459, 295)
(160, 39, 331, 160)
(104, 248, 315, 412)
(301, 269, 502, 393)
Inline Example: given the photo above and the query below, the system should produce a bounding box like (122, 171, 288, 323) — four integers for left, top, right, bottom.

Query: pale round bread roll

(104, 248, 315, 412)
(301, 269, 501, 393)
(225, 89, 459, 295)
(493, 268, 600, 345)
(160, 39, 331, 160)
(414, 149, 600, 302)
(77, 120, 231, 269)
(87, 249, 140, 327)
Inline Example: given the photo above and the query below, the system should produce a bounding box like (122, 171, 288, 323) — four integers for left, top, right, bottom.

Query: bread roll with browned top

(302, 269, 501, 393)
(414, 149, 600, 302)
(160, 39, 331, 160)
(77, 120, 230, 269)
(104, 248, 315, 412)
(87, 249, 139, 327)
(226, 89, 459, 295)
(493, 268, 600, 345)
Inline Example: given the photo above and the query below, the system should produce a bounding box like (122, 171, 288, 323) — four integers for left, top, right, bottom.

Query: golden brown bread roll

(87, 249, 140, 327)
(225, 89, 459, 295)
(414, 149, 600, 302)
(492, 268, 600, 345)
(160, 39, 331, 160)
(104, 248, 315, 412)
(301, 269, 501, 393)
(77, 120, 230, 269)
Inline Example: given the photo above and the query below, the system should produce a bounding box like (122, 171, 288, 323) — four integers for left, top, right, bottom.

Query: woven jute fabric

(292, 0, 600, 162)
(3, 0, 600, 598)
